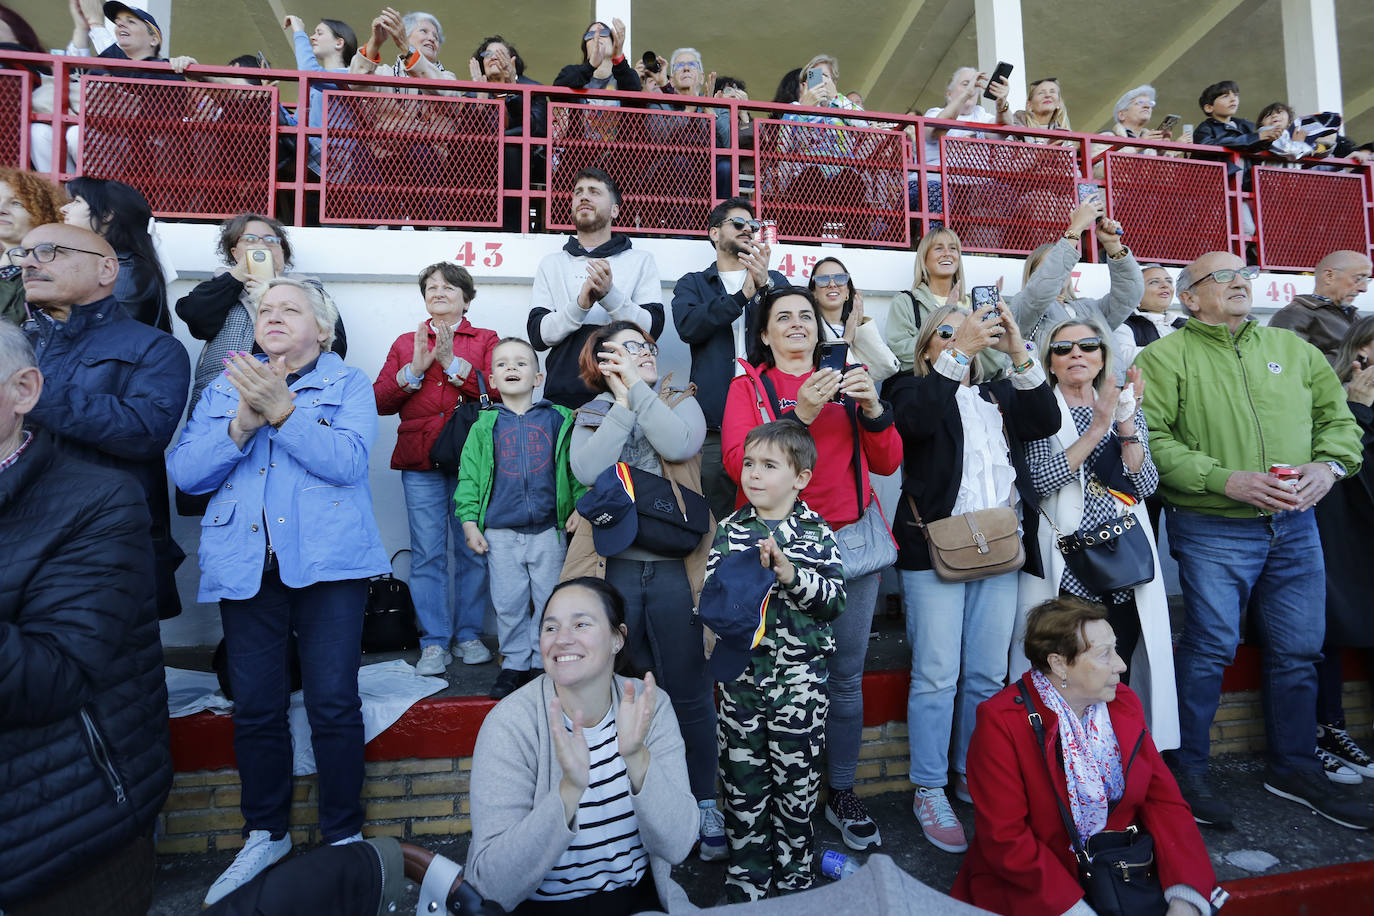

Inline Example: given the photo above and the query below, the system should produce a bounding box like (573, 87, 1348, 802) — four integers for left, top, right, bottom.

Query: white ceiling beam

(1081, 0, 1248, 130)
(857, 0, 929, 100)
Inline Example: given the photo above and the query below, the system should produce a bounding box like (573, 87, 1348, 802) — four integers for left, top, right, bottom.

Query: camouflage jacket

(705, 499, 846, 681)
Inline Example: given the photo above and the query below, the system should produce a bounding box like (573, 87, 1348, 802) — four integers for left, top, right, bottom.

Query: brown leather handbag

(907, 497, 1025, 583)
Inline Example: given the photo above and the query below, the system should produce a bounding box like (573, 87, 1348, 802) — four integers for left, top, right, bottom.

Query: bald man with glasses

(17, 223, 189, 620)
(1135, 250, 1369, 830)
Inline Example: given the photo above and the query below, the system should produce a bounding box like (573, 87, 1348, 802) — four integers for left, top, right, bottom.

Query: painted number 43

(453, 241, 503, 268)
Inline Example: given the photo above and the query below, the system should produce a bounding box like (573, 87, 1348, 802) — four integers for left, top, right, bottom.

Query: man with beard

(527, 168, 664, 409)
(671, 198, 787, 520)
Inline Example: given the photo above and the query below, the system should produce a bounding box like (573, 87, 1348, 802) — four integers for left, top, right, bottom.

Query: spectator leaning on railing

(554, 18, 641, 101)
(1013, 77, 1072, 145)
(1269, 250, 1371, 368)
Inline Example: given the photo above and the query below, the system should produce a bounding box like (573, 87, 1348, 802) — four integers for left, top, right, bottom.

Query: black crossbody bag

(1015, 680, 1165, 916)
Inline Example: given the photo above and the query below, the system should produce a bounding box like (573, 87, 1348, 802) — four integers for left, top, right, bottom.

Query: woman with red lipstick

(953, 597, 1217, 916)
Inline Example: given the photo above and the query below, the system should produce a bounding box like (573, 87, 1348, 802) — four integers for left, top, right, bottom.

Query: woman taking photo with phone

(1017, 318, 1178, 749)
(808, 256, 899, 384)
(721, 287, 902, 852)
(888, 300, 1058, 853)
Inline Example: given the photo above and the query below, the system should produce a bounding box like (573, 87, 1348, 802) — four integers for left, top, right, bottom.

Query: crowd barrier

(6, 50, 1371, 270)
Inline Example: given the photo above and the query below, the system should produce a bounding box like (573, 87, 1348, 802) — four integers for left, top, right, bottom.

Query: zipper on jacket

(1232, 339, 1267, 475)
(80, 708, 128, 805)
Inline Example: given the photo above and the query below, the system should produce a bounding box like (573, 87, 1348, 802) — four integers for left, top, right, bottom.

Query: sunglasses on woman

(813, 272, 850, 288)
(583, 27, 611, 41)
(1047, 337, 1103, 356)
(935, 324, 956, 340)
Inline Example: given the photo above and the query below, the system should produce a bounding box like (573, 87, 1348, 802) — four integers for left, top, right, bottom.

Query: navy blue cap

(697, 547, 774, 682)
(575, 463, 639, 557)
(103, 3, 161, 40)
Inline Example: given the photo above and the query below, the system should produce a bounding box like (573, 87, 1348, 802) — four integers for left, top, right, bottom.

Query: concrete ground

(150, 752, 1374, 913)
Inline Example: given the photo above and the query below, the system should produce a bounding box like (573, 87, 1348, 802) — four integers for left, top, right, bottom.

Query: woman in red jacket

(721, 287, 902, 852)
(374, 262, 499, 676)
(953, 597, 1216, 916)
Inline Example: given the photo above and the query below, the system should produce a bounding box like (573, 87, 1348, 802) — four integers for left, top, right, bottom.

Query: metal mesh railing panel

(1104, 152, 1230, 265)
(79, 76, 276, 217)
(0, 70, 28, 167)
(545, 103, 715, 235)
(319, 91, 503, 226)
(754, 118, 908, 247)
(1254, 166, 1371, 271)
(940, 137, 1080, 254)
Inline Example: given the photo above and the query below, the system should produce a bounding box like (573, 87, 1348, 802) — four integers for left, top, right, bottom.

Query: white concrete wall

(155, 224, 1367, 647)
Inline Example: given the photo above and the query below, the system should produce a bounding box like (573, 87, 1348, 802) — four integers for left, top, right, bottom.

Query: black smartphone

(1358, 354, 1370, 370)
(1157, 114, 1180, 134)
(983, 61, 1013, 100)
(819, 341, 848, 374)
(971, 285, 999, 312)
(641, 51, 660, 74)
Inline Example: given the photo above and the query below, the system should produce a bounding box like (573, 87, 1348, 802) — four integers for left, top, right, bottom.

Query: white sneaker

(204, 830, 292, 905)
(415, 645, 451, 675)
(457, 638, 493, 665)
(330, 832, 364, 846)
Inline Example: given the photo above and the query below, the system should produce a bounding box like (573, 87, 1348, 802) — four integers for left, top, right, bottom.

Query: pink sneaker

(913, 786, 968, 853)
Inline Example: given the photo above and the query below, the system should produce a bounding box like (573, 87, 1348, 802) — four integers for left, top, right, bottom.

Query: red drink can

(760, 219, 777, 246)
(1269, 463, 1299, 482)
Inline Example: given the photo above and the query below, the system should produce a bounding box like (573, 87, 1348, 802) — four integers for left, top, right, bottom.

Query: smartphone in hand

(983, 62, 1013, 100)
(1156, 114, 1180, 135)
(806, 67, 825, 91)
(246, 248, 275, 282)
(971, 285, 999, 311)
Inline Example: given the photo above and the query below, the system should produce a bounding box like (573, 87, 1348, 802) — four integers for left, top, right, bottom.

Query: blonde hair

(254, 276, 338, 350)
(1040, 316, 1115, 394)
(1023, 79, 1071, 131)
(912, 303, 983, 384)
(912, 227, 967, 294)
(802, 54, 839, 82)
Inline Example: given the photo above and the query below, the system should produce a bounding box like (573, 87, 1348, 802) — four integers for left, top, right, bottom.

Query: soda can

(1269, 464, 1299, 483)
(760, 220, 777, 247)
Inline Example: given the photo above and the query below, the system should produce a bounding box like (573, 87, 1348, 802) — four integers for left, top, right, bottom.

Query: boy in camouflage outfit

(704, 421, 846, 902)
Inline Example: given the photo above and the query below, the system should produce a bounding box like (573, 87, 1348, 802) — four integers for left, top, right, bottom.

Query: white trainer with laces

(415, 645, 451, 676)
(458, 638, 493, 665)
(204, 830, 292, 905)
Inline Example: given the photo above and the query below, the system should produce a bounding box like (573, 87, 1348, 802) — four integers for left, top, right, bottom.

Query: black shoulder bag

(429, 373, 493, 474)
(363, 550, 421, 654)
(1014, 679, 1165, 916)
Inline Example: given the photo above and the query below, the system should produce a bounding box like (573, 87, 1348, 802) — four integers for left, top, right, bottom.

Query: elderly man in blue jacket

(0, 319, 172, 913)
(17, 222, 190, 618)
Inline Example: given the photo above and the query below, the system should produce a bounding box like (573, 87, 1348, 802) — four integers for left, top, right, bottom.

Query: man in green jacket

(1137, 251, 1370, 831)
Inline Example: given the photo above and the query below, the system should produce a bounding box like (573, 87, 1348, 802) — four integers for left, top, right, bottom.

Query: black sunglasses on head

(1048, 337, 1103, 356)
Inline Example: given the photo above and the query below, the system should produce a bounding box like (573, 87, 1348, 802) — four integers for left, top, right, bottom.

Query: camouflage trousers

(718, 669, 829, 903)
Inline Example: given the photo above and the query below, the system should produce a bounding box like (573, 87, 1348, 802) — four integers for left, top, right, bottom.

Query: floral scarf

(1030, 669, 1124, 841)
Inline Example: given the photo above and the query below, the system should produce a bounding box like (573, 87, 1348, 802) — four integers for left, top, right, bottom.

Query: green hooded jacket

(452, 404, 584, 530)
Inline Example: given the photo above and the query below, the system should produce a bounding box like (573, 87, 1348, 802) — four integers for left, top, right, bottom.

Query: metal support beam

(858, 0, 929, 100)
(1344, 84, 1374, 123)
(1281, 0, 1343, 116)
(595, 0, 633, 62)
(1081, 0, 1247, 130)
(973, 0, 1025, 117)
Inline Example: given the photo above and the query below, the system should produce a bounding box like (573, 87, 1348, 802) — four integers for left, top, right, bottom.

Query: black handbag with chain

(1057, 512, 1155, 595)
(1015, 680, 1166, 916)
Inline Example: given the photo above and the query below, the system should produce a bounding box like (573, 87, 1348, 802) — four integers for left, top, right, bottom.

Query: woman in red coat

(374, 262, 499, 676)
(953, 597, 1216, 916)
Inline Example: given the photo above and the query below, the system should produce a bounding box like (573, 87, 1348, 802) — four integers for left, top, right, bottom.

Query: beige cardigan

(465, 674, 699, 912)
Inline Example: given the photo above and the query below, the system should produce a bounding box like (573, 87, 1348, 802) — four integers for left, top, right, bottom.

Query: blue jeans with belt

(221, 569, 368, 842)
(1167, 506, 1325, 777)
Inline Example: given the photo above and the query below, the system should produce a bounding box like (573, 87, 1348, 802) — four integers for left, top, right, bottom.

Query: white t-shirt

(923, 105, 997, 167)
(719, 269, 750, 373)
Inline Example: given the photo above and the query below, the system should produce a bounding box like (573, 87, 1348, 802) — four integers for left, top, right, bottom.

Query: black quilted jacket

(0, 430, 172, 906)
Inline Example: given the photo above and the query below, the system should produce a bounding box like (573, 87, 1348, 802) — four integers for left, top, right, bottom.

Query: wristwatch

(1327, 460, 1347, 480)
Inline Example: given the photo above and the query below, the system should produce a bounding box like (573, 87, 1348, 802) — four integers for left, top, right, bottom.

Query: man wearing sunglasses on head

(1135, 250, 1369, 831)
(671, 198, 788, 521)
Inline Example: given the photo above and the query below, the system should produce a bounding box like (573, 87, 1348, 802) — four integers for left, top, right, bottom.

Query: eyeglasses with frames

(672, 61, 700, 72)
(720, 216, 761, 233)
(1182, 265, 1259, 291)
(813, 272, 850, 288)
(609, 340, 658, 357)
(935, 324, 956, 340)
(6, 242, 107, 263)
(239, 233, 282, 246)
(583, 27, 611, 41)
(1048, 337, 1103, 356)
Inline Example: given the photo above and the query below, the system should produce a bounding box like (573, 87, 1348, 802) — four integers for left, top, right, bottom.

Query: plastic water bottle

(819, 849, 860, 880)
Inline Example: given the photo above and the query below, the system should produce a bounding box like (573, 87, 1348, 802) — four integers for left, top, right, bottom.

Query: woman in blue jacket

(168, 276, 389, 907)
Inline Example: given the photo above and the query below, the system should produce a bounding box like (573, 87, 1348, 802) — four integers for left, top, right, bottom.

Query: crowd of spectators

(3, 5, 1374, 916)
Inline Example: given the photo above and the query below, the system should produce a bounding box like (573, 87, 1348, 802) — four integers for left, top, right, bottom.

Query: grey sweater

(570, 383, 707, 485)
(465, 674, 699, 912)
(1009, 239, 1144, 344)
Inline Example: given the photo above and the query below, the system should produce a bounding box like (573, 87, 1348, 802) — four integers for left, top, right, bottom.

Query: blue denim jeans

(1167, 507, 1325, 776)
(220, 569, 367, 842)
(401, 469, 488, 647)
(902, 568, 1018, 786)
(825, 570, 881, 790)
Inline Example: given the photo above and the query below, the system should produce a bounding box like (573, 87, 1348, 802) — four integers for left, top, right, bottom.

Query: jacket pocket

(77, 353, 137, 397)
(80, 707, 128, 806)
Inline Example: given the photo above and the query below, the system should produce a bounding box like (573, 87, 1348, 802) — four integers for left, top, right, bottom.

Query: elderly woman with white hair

(351, 7, 458, 92)
(1092, 84, 1187, 178)
(168, 276, 391, 906)
(1014, 316, 1179, 750)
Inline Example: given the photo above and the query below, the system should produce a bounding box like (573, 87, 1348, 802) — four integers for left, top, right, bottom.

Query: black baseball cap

(697, 548, 774, 682)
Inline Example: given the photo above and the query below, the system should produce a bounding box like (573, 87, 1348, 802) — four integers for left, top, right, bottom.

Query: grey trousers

(484, 526, 565, 670)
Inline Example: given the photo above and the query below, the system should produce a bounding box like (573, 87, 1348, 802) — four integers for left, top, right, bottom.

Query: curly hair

(0, 168, 68, 234)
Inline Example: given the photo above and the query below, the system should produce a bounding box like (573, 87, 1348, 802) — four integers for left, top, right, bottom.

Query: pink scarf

(1030, 669, 1124, 840)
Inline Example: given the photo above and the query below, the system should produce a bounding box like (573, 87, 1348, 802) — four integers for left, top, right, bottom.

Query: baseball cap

(575, 463, 639, 558)
(697, 548, 774, 682)
(103, 3, 162, 42)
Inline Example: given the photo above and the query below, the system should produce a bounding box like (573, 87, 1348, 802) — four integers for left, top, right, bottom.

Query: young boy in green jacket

(454, 338, 583, 699)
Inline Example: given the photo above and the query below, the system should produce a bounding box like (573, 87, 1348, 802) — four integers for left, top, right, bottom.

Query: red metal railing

(7, 49, 1371, 271)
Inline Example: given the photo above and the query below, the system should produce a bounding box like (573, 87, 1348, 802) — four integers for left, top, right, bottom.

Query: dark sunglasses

(583, 27, 611, 41)
(813, 272, 850, 288)
(935, 324, 956, 340)
(718, 216, 760, 233)
(1048, 337, 1103, 356)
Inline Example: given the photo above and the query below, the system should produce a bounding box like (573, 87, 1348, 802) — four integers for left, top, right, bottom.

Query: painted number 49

(1265, 281, 1296, 302)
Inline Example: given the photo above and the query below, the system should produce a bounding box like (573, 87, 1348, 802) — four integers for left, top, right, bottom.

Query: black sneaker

(489, 668, 526, 700)
(1173, 770, 1234, 828)
(825, 788, 882, 850)
(1317, 746, 1362, 785)
(1318, 724, 1374, 778)
(1263, 766, 1374, 830)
